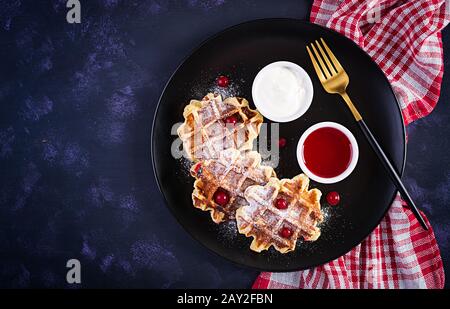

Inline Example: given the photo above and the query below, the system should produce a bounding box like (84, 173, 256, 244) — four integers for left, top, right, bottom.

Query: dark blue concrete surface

(0, 0, 448, 288)
(404, 28, 450, 287)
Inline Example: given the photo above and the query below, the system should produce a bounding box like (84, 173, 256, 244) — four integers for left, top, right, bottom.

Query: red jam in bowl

(302, 127, 352, 179)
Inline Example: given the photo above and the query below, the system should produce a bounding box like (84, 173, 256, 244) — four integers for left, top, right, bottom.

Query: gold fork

(307, 38, 428, 230)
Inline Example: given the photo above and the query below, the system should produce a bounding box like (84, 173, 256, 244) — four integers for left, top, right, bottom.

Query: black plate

(151, 19, 405, 271)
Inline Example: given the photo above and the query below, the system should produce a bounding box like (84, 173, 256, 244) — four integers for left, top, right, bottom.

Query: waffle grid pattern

(237, 175, 323, 253)
(177, 93, 263, 161)
(190, 149, 275, 223)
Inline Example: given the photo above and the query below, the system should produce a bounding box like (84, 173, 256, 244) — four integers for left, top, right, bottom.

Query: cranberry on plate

(217, 75, 229, 88)
(326, 191, 340, 206)
(278, 137, 287, 148)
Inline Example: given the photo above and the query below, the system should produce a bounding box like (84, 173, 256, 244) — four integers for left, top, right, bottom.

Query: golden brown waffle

(177, 93, 263, 161)
(236, 174, 323, 253)
(190, 148, 276, 224)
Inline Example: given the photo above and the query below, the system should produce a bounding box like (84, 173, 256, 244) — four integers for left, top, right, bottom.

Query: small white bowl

(297, 122, 359, 184)
(252, 61, 313, 122)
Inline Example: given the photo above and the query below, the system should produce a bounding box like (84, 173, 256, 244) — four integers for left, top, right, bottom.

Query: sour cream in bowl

(252, 61, 313, 122)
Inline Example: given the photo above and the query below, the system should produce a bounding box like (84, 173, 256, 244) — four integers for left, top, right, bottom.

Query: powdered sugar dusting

(317, 205, 348, 242)
(209, 81, 242, 99)
(177, 157, 193, 179)
(191, 77, 244, 100)
(217, 220, 239, 242)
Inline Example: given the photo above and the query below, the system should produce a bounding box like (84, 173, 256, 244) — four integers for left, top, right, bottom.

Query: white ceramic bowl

(251, 61, 313, 122)
(297, 122, 359, 184)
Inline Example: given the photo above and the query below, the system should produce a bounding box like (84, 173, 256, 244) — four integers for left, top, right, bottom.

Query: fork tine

(320, 38, 343, 72)
(310, 43, 331, 79)
(306, 46, 325, 81)
(315, 40, 336, 75)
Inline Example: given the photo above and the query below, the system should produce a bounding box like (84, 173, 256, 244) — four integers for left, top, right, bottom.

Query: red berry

(280, 227, 293, 239)
(278, 137, 287, 148)
(225, 115, 238, 125)
(326, 191, 340, 206)
(193, 163, 202, 176)
(275, 198, 288, 209)
(214, 189, 229, 206)
(217, 75, 229, 88)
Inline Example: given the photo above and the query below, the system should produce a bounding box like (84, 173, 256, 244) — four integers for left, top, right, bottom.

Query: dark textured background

(0, 0, 448, 288)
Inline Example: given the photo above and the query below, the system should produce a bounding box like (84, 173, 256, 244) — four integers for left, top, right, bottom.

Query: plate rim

(151, 18, 407, 272)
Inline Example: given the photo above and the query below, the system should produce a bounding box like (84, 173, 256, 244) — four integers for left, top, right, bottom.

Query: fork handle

(356, 119, 428, 230)
(341, 92, 362, 121)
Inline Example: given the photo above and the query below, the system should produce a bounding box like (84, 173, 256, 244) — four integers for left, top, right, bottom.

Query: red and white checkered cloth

(253, 0, 449, 289)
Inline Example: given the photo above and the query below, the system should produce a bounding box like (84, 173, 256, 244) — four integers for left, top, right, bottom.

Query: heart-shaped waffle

(190, 148, 276, 224)
(177, 93, 263, 161)
(236, 174, 323, 253)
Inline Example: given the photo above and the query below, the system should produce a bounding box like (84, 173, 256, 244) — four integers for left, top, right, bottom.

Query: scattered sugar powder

(208, 82, 242, 100)
(190, 76, 244, 101)
(177, 157, 193, 179)
(217, 220, 239, 243)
